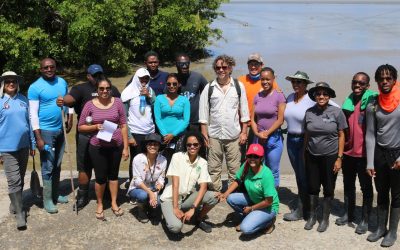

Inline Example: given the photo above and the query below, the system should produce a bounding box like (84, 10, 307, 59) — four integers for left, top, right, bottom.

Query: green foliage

(0, 0, 225, 76)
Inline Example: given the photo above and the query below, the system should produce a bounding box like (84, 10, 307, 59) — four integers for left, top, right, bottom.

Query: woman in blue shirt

(0, 71, 35, 230)
(154, 73, 190, 164)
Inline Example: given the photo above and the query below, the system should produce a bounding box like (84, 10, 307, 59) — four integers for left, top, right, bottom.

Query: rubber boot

(367, 205, 388, 242)
(381, 207, 400, 247)
(304, 195, 318, 230)
(9, 191, 26, 230)
(355, 197, 372, 234)
(136, 203, 149, 223)
(336, 194, 355, 225)
(43, 180, 58, 214)
(52, 170, 68, 204)
(74, 187, 89, 211)
(284, 196, 303, 221)
(317, 197, 332, 232)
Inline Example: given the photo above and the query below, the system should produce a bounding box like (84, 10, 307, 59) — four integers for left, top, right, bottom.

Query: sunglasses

(247, 154, 261, 159)
(166, 82, 179, 87)
(4, 79, 17, 84)
(215, 66, 229, 71)
(186, 143, 200, 148)
(41, 65, 55, 70)
(177, 61, 190, 68)
(98, 87, 111, 92)
(351, 80, 368, 86)
(315, 91, 329, 97)
(248, 61, 261, 67)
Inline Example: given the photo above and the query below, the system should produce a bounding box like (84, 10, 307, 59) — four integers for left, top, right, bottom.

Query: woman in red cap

(218, 144, 279, 235)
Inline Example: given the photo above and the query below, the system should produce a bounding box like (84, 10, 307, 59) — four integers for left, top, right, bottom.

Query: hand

(173, 208, 185, 220)
(183, 208, 195, 222)
(243, 206, 252, 214)
(149, 192, 158, 208)
(122, 148, 129, 161)
(333, 158, 342, 173)
(128, 138, 137, 146)
(96, 124, 103, 131)
(366, 169, 376, 177)
(163, 134, 174, 144)
(392, 161, 400, 170)
(201, 132, 209, 148)
(140, 87, 150, 97)
(216, 192, 227, 202)
(257, 130, 269, 139)
(56, 96, 64, 107)
(30, 149, 35, 157)
(156, 183, 163, 191)
(239, 133, 247, 145)
(36, 138, 45, 151)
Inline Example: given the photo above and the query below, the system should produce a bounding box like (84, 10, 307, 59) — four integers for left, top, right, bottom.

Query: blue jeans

(39, 129, 65, 181)
(258, 131, 283, 187)
(286, 134, 307, 195)
(227, 192, 276, 235)
(128, 188, 160, 205)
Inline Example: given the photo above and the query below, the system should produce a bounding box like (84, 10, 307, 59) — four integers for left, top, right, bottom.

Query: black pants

(89, 145, 122, 185)
(128, 133, 147, 181)
(342, 155, 373, 200)
(375, 146, 400, 208)
(305, 151, 338, 197)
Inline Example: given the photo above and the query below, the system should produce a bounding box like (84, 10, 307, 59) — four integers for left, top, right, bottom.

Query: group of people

(1, 51, 399, 247)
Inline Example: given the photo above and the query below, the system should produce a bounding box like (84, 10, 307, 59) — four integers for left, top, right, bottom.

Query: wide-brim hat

(308, 82, 336, 101)
(0, 71, 24, 85)
(285, 71, 314, 84)
(246, 144, 264, 157)
(144, 133, 162, 144)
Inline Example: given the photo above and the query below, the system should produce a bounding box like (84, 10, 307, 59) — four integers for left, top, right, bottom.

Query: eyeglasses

(4, 79, 17, 84)
(315, 91, 329, 97)
(186, 143, 200, 148)
(351, 80, 368, 86)
(247, 154, 261, 159)
(41, 65, 55, 70)
(166, 82, 178, 87)
(98, 87, 111, 92)
(215, 66, 229, 71)
(177, 61, 190, 68)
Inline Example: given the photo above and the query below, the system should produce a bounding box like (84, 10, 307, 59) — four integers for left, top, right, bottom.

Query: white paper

(96, 120, 118, 142)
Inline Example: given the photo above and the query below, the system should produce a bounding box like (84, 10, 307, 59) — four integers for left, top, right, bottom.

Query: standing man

(28, 58, 72, 214)
(199, 54, 250, 192)
(58, 64, 120, 211)
(366, 64, 400, 247)
(144, 51, 169, 96)
(176, 53, 208, 131)
(336, 72, 376, 234)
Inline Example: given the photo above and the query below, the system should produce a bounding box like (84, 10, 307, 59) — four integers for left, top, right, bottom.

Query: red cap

(246, 144, 264, 157)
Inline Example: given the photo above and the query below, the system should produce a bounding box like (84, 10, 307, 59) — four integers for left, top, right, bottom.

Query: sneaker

(197, 220, 212, 233)
(137, 206, 149, 223)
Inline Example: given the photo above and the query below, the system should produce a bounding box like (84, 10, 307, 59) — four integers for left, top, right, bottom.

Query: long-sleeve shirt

(154, 94, 190, 136)
(198, 78, 250, 140)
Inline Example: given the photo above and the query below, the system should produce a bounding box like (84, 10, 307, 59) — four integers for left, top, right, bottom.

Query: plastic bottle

(139, 95, 146, 115)
(86, 116, 93, 125)
(43, 145, 55, 152)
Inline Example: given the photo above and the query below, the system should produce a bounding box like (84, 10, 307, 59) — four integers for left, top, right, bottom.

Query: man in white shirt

(199, 54, 250, 192)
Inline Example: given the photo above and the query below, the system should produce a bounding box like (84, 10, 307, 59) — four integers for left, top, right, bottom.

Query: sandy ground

(0, 170, 397, 249)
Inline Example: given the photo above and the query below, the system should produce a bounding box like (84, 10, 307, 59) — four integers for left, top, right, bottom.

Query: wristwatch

(337, 155, 343, 160)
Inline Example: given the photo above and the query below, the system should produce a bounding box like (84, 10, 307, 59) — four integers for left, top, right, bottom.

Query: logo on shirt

(182, 91, 195, 100)
(322, 115, 335, 123)
(254, 181, 262, 190)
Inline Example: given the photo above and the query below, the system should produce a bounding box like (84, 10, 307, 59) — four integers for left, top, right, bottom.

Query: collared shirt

(160, 152, 211, 202)
(198, 77, 250, 140)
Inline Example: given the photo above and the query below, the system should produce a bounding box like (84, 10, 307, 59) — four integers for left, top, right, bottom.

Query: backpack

(207, 78, 241, 112)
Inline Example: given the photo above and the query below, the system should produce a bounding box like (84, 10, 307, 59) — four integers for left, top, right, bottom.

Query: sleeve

(26, 99, 36, 149)
(337, 109, 348, 130)
(365, 103, 377, 169)
(154, 96, 167, 136)
(172, 97, 190, 136)
(29, 100, 40, 130)
(239, 82, 250, 122)
(278, 92, 286, 104)
(156, 155, 167, 186)
(116, 98, 127, 125)
(262, 169, 276, 198)
(235, 163, 245, 180)
(197, 159, 212, 184)
(132, 155, 145, 187)
(166, 153, 180, 177)
(78, 102, 91, 126)
(198, 83, 210, 124)
(123, 101, 133, 139)
(68, 85, 81, 102)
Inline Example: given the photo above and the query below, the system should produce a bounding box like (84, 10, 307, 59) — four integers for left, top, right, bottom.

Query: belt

(288, 133, 304, 138)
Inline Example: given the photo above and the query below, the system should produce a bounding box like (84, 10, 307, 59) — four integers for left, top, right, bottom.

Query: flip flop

(111, 207, 124, 217)
(95, 210, 106, 221)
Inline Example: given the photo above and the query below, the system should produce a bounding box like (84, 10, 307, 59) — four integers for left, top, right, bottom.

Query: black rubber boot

(336, 193, 355, 226)
(381, 207, 400, 247)
(284, 196, 303, 221)
(355, 197, 372, 234)
(367, 205, 388, 242)
(9, 191, 26, 230)
(304, 195, 318, 230)
(74, 188, 89, 211)
(317, 197, 332, 232)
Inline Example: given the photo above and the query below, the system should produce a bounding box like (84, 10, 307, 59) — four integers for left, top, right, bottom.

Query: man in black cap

(57, 64, 120, 210)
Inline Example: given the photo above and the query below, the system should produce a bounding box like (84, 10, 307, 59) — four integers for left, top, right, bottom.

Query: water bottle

(43, 145, 55, 152)
(139, 95, 146, 115)
(86, 116, 93, 125)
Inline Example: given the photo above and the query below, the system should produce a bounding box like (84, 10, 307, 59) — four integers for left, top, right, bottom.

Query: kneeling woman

(219, 144, 279, 235)
(127, 133, 167, 224)
(160, 131, 218, 234)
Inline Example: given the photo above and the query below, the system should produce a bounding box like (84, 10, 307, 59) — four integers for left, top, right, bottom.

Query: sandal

(111, 207, 124, 217)
(95, 210, 106, 221)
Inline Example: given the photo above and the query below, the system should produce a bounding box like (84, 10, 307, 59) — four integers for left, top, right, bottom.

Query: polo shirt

(148, 70, 169, 96)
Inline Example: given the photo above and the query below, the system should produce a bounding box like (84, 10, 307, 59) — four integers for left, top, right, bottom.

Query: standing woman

(0, 71, 35, 230)
(282, 71, 314, 221)
(154, 73, 190, 163)
(250, 67, 286, 187)
(121, 68, 156, 182)
(303, 82, 347, 232)
(78, 78, 129, 220)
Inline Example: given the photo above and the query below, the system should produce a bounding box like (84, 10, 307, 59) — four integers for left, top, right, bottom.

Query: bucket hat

(144, 133, 162, 144)
(285, 71, 314, 84)
(308, 82, 336, 101)
(0, 71, 24, 85)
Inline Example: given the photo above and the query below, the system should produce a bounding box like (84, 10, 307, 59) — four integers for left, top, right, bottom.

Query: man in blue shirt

(28, 58, 72, 214)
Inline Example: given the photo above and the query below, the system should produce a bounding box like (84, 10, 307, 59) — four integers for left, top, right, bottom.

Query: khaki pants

(208, 137, 241, 192)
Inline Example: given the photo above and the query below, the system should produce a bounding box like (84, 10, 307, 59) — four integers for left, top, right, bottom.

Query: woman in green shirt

(219, 144, 279, 234)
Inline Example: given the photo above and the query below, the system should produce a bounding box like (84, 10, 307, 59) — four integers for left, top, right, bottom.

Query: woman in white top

(121, 68, 156, 182)
(127, 133, 166, 224)
(160, 130, 218, 235)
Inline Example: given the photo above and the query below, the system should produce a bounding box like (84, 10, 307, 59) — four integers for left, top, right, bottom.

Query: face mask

(250, 73, 260, 81)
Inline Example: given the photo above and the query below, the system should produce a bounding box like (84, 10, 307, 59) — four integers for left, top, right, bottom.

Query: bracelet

(250, 206, 254, 212)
